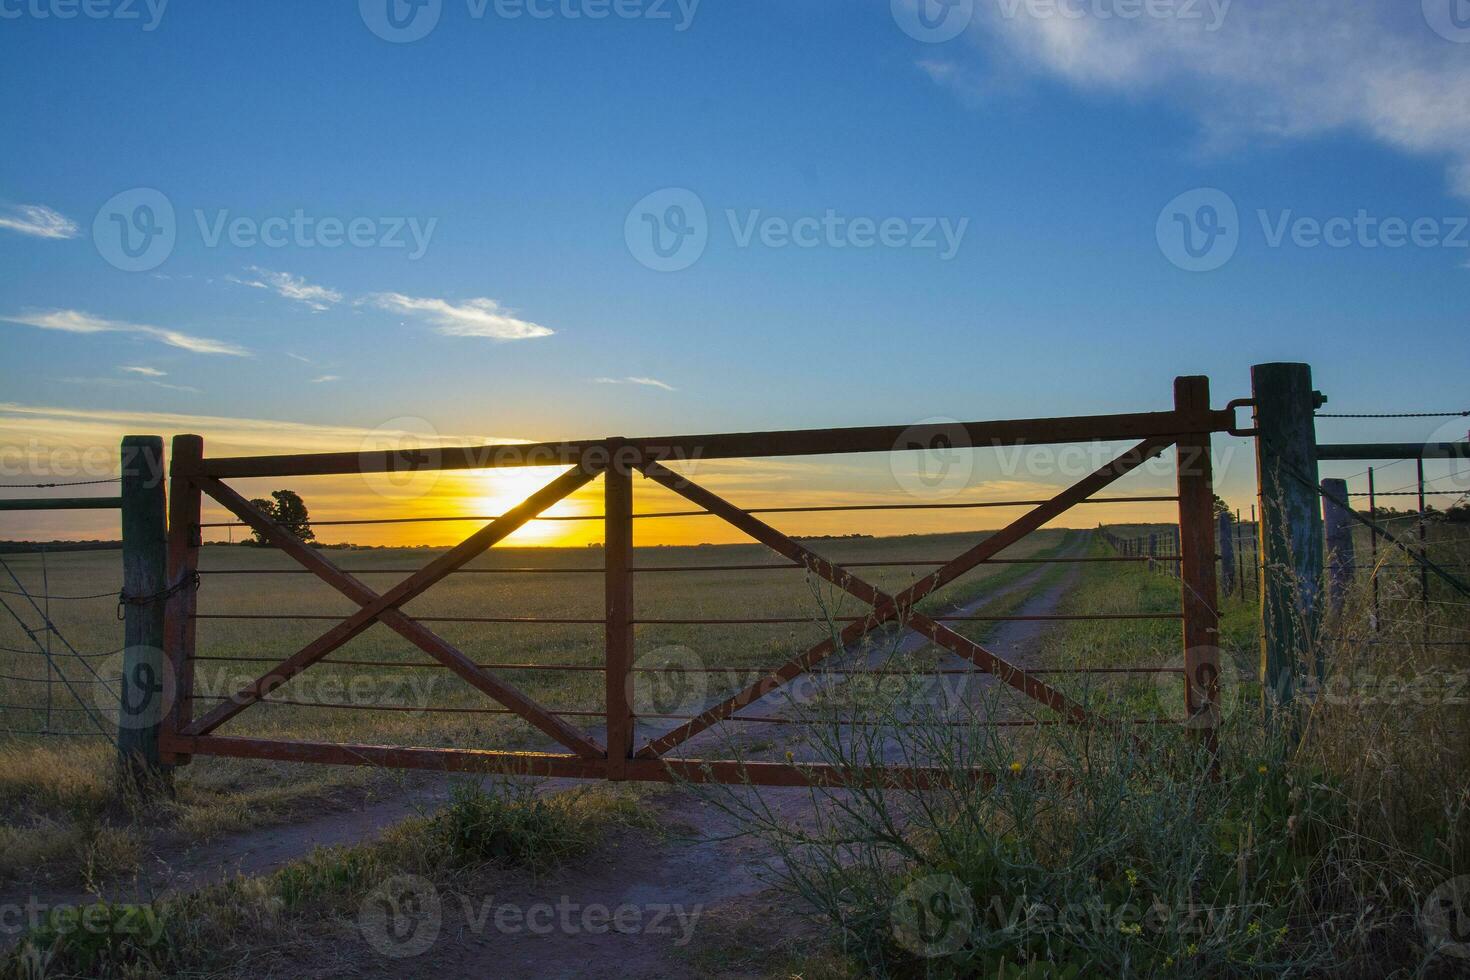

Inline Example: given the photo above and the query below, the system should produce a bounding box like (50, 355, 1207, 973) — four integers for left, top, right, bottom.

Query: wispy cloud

(0, 203, 79, 240)
(944, 3, 1470, 199)
(59, 376, 201, 394)
(594, 376, 677, 392)
(229, 267, 343, 312)
(2, 309, 250, 357)
(366, 293, 555, 341)
(310, 374, 341, 383)
(118, 365, 166, 377)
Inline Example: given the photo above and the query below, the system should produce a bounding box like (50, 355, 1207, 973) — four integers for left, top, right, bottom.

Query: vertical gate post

(1321, 477, 1355, 618)
(1251, 362, 1324, 724)
(1175, 376, 1221, 752)
(604, 440, 635, 781)
(1218, 509, 1236, 597)
(161, 435, 203, 765)
(119, 436, 169, 788)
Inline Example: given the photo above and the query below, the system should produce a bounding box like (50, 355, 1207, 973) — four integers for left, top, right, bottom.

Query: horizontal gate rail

(179, 408, 1232, 479)
(195, 494, 1180, 529)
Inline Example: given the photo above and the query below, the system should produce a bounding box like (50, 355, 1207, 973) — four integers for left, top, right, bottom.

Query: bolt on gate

(155, 377, 1233, 786)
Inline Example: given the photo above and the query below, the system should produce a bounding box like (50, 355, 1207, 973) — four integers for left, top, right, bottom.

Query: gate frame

(158, 377, 1231, 785)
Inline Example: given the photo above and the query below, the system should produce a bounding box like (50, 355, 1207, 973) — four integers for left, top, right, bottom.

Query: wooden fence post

(161, 434, 203, 765)
(1322, 477, 1355, 618)
(1218, 509, 1235, 596)
(1251, 363, 1324, 724)
(1175, 376, 1221, 751)
(604, 440, 635, 780)
(119, 436, 169, 788)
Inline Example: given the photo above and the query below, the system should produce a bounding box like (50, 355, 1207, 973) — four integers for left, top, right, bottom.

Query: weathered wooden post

(1218, 509, 1236, 596)
(1175, 376, 1221, 753)
(1321, 477, 1355, 618)
(1251, 363, 1325, 724)
(604, 439, 635, 781)
(118, 436, 169, 789)
(1147, 532, 1157, 573)
(161, 434, 203, 766)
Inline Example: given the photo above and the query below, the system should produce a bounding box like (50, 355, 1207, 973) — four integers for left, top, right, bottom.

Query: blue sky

(0, 0, 1466, 540)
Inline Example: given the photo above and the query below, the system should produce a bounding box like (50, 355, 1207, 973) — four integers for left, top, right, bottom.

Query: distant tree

(1212, 494, 1231, 516)
(246, 490, 316, 546)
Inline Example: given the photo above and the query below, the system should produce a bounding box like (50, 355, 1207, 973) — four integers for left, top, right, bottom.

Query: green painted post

(118, 436, 170, 790)
(1322, 477, 1355, 618)
(1251, 363, 1325, 724)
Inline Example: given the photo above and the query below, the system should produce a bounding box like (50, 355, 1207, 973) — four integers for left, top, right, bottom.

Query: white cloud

(947, 2, 1470, 198)
(0, 203, 79, 240)
(594, 376, 678, 392)
(230, 267, 343, 312)
(59, 376, 201, 394)
(119, 365, 166, 377)
(311, 374, 341, 383)
(366, 293, 555, 341)
(2, 310, 250, 357)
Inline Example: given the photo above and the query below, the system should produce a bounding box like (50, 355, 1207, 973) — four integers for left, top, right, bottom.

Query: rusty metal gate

(157, 376, 1230, 785)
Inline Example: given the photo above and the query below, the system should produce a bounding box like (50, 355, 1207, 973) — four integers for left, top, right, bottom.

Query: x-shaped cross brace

(635, 438, 1172, 759)
(185, 463, 605, 759)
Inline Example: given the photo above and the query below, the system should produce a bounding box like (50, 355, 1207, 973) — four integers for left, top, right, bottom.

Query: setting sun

(464, 465, 594, 545)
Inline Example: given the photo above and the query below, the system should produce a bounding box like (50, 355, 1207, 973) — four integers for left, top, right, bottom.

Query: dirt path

(5, 534, 1091, 978)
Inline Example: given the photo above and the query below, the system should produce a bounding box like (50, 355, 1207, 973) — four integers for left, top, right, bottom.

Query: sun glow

(464, 466, 593, 545)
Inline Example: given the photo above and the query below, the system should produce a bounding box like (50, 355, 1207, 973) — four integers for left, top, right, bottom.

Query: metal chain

(116, 569, 200, 620)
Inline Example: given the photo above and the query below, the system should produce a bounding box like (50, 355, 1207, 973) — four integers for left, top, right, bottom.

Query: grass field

(0, 526, 1076, 885)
